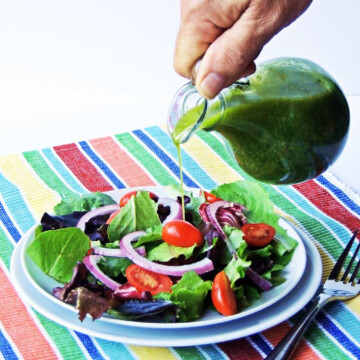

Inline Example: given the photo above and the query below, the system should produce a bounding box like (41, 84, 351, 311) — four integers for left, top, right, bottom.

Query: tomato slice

(119, 190, 156, 207)
(106, 209, 121, 224)
(212, 271, 237, 316)
(242, 223, 276, 247)
(125, 264, 173, 296)
(203, 191, 222, 203)
(162, 220, 204, 247)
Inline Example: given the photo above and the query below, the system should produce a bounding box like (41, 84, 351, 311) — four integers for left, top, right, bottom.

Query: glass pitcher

(168, 57, 350, 185)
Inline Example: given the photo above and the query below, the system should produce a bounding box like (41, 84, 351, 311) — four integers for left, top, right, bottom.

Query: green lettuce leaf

(155, 271, 212, 322)
(147, 242, 196, 262)
(211, 180, 297, 255)
(98, 256, 133, 277)
(54, 192, 116, 215)
(26, 227, 90, 283)
(107, 191, 161, 242)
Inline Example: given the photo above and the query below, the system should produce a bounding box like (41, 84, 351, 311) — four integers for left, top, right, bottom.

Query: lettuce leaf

(107, 191, 161, 242)
(211, 180, 297, 255)
(54, 192, 116, 215)
(26, 227, 90, 283)
(147, 242, 196, 262)
(155, 271, 212, 322)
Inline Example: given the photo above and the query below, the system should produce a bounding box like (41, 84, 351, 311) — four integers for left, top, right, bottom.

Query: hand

(173, 0, 313, 99)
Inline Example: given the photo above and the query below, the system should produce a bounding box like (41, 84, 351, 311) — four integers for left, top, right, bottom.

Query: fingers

(195, 14, 264, 99)
(173, 5, 224, 79)
(174, 0, 313, 99)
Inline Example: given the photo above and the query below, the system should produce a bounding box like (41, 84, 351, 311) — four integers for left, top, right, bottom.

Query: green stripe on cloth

(22, 150, 77, 199)
(114, 132, 177, 185)
(35, 311, 87, 360)
(0, 227, 13, 269)
(174, 346, 208, 359)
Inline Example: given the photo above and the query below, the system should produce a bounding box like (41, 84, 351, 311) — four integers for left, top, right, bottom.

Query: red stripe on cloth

(263, 323, 321, 360)
(54, 143, 113, 192)
(90, 137, 156, 187)
(217, 338, 262, 359)
(293, 181, 360, 233)
(0, 267, 58, 359)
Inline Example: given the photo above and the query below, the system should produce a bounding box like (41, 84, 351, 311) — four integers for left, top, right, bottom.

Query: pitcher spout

(167, 82, 208, 144)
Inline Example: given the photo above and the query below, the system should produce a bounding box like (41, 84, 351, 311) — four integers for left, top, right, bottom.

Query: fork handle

(266, 294, 330, 360)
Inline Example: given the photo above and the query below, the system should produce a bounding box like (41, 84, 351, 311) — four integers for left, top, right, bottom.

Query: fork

(266, 230, 360, 360)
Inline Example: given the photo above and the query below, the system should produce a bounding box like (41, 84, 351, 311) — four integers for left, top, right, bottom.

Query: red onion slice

(76, 204, 120, 232)
(120, 231, 214, 276)
(206, 201, 238, 258)
(157, 197, 183, 224)
(82, 255, 121, 291)
(92, 245, 146, 257)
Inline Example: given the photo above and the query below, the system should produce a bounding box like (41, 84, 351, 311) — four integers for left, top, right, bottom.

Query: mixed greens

(26, 181, 298, 323)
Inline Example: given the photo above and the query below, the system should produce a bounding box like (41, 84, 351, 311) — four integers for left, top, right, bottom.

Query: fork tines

(328, 230, 360, 284)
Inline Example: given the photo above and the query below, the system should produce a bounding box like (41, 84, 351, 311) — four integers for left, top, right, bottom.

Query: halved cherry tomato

(162, 220, 204, 247)
(125, 264, 173, 296)
(212, 271, 237, 316)
(242, 223, 276, 247)
(106, 209, 121, 224)
(119, 190, 156, 207)
(203, 191, 222, 204)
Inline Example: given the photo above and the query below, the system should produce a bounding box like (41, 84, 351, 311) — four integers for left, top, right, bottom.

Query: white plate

(11, 225, 321, 346)
(19, 186, 306, 329)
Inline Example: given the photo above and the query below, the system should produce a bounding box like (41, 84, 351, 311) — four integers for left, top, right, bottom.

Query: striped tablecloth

(0, 125, 359, 360)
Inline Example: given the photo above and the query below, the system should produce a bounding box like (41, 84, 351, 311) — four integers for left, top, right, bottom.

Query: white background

(0, 0, 359, 193)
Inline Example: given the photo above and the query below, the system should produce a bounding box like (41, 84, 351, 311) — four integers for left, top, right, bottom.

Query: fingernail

(198, 72, 226, 99)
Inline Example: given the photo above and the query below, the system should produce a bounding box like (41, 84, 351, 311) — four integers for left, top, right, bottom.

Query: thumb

(195, 16, 268, 99)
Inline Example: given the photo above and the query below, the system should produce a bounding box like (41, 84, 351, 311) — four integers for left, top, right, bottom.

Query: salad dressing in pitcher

(168, 57, 350, 195)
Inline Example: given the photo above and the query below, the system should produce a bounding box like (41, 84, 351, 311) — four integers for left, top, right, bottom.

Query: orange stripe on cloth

(263, 322, 321, 360)
(0, 266, 58, 360)
(90, 136, 156, 187)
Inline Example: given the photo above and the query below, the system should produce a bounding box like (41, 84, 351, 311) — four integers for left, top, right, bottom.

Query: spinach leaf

(107, 191, 161, 242)
(26, 227, 90, 283)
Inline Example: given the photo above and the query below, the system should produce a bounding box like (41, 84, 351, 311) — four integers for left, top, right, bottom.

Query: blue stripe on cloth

(274, 185, 350, 246)
(132, 129, 200, 189)
(0, 329, 19, 360)
(317, 311, 360, 358)
(317, 175, 360, 215)
(0, 202, 21, 242)
(145, 126, 217, 190)
(74, 332, 106, 360)
(95, 338, 135, 359)
(197, 344, 227, 359)
(326, 303, 360, 346)
(78, 141, 125, 189)
(249, 334, 272, 356)
(42, 148, 88, 195)
(0, 173, 35, 233)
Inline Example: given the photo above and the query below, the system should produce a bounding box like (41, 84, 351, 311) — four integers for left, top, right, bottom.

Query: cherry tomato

(203, 191, 222, 203)
(106, 209, 121, 224)
(86, 248, 94, 256)
(125, 264, 173, 296)
(242, 223, 276, 247)
(212, 271, 237, 316)
(162, 220, 204, 247)
(119, 190, 156, 207)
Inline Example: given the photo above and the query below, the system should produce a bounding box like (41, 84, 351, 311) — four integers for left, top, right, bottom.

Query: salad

(26, 180, 298, 323)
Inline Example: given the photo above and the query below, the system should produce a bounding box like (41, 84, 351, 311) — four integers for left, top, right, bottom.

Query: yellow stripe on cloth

(129, 346, 178, 360)
(182, 135, 243, 185)
(0, 154, 60, 220)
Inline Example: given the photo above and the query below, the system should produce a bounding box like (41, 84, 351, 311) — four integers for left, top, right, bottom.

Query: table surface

(0, 123, 359, 360)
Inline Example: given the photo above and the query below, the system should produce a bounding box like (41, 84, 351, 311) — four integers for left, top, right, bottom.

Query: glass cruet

(167, 57, 350, 185)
